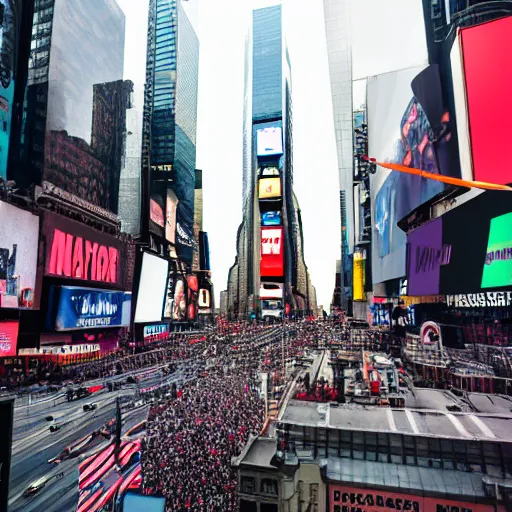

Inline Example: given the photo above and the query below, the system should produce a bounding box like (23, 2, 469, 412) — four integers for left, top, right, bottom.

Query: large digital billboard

(452, 17, 512, 186)
(172, 276, 187, 321)
(0, 201, 40, 309)
(481, 212, 512, 289)
(256, 123, 283, 156)
(48, 286, 131, 331)
(261, 227, 284, 278)
(43, 212, 127, 289)
(262, 211, 281, 227)
(166, 188, 178, 244)
(134, 253, 169, 323)
(368, 65, 456, 287)
(0, 0, 17, 180)
(258, 178, 281, 200)
(0, 321, 18, 357)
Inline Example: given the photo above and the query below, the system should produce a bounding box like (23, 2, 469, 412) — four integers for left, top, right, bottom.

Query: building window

(261, 479, 278, 495)
(241, 476, 255, 494)
(240, 499, 258, 512)
(261, 504, 278, 512)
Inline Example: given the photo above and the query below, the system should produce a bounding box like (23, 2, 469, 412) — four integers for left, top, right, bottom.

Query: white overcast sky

(117, 0, 427, 311)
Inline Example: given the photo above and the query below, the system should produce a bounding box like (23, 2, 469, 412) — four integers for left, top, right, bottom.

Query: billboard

(0, 0, 17, 180)
(353, 252, 366, 302)
(48, 286, 131, 331)
(262, 211, 281, 227)
(452, 17, 512, 186)
(256, 123, 283, 156)
(258, 177, 281, 199)
(368, 65, 455, 286)
(187, 275, 198, 321)
(407, 218, 448, 296)
(481, 212, 512, 289)
(261, 227, 284, 278)
(134, 253, 169, 323)
(260, 283, 283, 299)
(172, 276, 187, 321)
(329, 485, 501, 512)
(198, 288, 211, 308)
(0, 321, 18, 357)
(43, 212, 128, 289)
(0, 202, 39, 309)
(166, 188, 178, 244)
(143, 324, 169, 344)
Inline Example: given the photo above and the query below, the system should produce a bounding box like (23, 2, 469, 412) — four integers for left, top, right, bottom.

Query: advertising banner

(258, 178, 281, 200)
(187, 275, 198, 321)
(481, 212, 512, 289)
(260, 283, 283, 299)
(172, 276, 188, 321)
(407, 218, 448, 296)
(329, 484, 501, 512)
(256, 122, 283, 156)
(262, 211, 281, 226)
(453, 17, 512, 186)
(368, 65, 456, 287)
(166, 188, 178, 244)
(0, 321, 19, 357)
(134, 253, 169, 324)
(198, 289, 211, 308)
(42, 212, 127, 289)
(261, 228, 284, 278)
(48, 286, 131, 331)
(0, 0, 17, 180)
(0, 201, 40, 309)
(353, 252, 366, 302)
(143, 324, 169, 344)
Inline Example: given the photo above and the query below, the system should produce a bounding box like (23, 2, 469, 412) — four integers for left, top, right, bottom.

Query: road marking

(445, 413, 472, 438)
(404, 409, 419, 434)
(469, 415, 496, 438)
(386, 408, 397, 432)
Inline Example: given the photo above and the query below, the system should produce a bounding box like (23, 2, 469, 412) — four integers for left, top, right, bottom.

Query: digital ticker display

(481, 212, 512, 289)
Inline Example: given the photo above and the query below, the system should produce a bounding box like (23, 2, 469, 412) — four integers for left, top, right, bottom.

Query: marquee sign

(446, 291, 512, 308)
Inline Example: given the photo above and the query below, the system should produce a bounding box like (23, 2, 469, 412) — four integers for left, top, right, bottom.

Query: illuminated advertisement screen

(173, 277, 187, 321)
(0, 321, 18, 357)
(260, 166, 279, 177)
(459, 17, 512, 185)
(260, 283, 283, 299)
(256, 123, 283, 156)
(481, 212, 512, 289)
(0, 201, 40, 309)
(165, 188, 178, 244)
(368, 65, 457, 286)
(198, 289, 210, 308)
(258, 178, 281, 200)
(143, 324, 169, 344)
(261, 228, 284, 277)
(48, 286, 131, 331)
(262, 211, 281, 227)
(135, 253, 169, 323)
(187, 275, 198, 321)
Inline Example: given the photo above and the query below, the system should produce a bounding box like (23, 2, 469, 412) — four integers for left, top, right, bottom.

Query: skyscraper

(228, 5, 313, 319)
(323, 0, 353, 310)
(11, 0, 127, 212)
(143, 0, 199, 264)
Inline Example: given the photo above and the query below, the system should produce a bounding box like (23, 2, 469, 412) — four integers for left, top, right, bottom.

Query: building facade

(323, 0, 353, 310)
(228, 5, 313, 320)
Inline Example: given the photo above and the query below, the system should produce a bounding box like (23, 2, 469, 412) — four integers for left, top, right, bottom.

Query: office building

(228, 5, 313, 320)
(323, 0, 353, 310)
(143, 0, 199, 264)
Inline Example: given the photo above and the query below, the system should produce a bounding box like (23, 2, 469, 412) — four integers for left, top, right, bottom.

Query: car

(83, 403, 97, 412)
(23, 477, 47, 497)
(49, 424, 61, 433)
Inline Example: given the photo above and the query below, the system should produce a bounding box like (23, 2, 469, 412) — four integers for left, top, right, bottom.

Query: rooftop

(280, 397, 512, 442)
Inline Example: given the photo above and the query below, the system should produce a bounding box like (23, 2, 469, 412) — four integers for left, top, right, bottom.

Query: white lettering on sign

(446, 292, 512, 308)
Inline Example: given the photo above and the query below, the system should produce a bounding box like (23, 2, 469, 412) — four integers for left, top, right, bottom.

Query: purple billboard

(407, 218, 452, 296)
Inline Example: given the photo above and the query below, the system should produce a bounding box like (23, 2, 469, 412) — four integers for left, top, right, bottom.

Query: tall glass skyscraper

(228, 5, 314, 319)
(143, 0, 199, 263)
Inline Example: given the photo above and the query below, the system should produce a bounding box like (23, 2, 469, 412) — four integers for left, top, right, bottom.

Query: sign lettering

(485, 247, 512, 265)
(446, 292, 512, 308)
(415, 245, 452, 273)
(48, 229, 119, 284)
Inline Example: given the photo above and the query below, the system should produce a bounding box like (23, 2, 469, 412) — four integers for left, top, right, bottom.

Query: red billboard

(458, 17, 512, 185)
(42, 212, 130, 290)
(329, 484, 503, 512)
(0, 321, 19, 357)
(260, 227, 284, 277)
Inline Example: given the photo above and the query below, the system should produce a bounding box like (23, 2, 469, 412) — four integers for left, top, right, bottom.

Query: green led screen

(481, 211, 512, 288)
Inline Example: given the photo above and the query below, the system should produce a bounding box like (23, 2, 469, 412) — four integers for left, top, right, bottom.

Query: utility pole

(114, 397, 122, 467)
